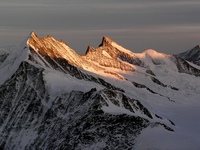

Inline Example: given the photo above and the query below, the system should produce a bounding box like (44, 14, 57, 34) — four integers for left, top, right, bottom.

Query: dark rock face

(0, 53, 8, 65)
(132, 81, 157, 94)
(150, 77, 167, 87)
(146, 69, 156, 76)
(118, 53, 144, 67)
(0, 62, 151, 149)
(178, 45, 200, 65)
(0, 61, 49, 149)
(173, 55, 200, 76)
(33, 88, 150, 150)
(0, 61, 47, 125)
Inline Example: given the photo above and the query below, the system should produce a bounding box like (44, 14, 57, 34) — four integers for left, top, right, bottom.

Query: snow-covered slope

(0, 33, 31, 86)
(0, 32, 200, 150)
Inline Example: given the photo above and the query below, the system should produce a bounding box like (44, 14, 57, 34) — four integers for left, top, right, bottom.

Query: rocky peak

(30, 31, 37, 38)
(27, 32, 90, 69)
(178, 44, 200, 65)
(99, 36, 113, 47)
(85, 45, 96, 55)
(194, 45, 200, 49)
(188, 45, 200, 54)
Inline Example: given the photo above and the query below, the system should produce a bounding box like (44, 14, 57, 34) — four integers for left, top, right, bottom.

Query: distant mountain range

(0, 32, 200, 150)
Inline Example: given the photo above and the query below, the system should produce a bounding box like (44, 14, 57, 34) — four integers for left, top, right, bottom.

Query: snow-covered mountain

(0, 32, 200, 150)
(178, 45, 200, 65)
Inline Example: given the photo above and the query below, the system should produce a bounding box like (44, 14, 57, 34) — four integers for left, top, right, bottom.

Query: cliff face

(178, 45, 200, 65)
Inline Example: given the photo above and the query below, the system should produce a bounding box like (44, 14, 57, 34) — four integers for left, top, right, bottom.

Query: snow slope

(0, 33, 31, 85)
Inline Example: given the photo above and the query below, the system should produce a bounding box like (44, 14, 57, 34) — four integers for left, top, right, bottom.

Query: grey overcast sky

(0, 0, 200, 54)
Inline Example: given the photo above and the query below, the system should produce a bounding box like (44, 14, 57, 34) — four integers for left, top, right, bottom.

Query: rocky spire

(99, 36, 113, 47)
(85, 45, 96, 55)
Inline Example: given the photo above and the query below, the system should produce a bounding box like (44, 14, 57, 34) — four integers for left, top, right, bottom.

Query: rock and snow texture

(0, 32, 200, 150)
(178, 45, 200, 65)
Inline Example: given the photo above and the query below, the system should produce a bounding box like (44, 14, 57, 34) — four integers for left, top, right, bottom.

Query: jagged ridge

(178, 45, 200, 65)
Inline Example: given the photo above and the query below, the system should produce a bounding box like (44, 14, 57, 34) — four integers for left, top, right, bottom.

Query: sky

(0, 0, 200, 54)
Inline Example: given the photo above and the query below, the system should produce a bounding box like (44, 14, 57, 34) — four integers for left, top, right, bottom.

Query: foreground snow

(134, 103, 200, 150)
